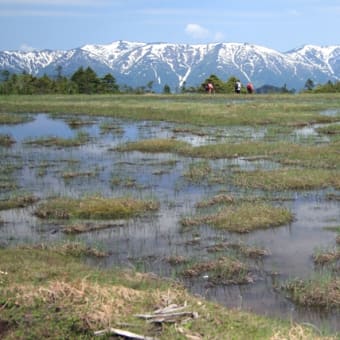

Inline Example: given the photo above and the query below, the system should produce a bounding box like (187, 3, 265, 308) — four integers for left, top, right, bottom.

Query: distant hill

(1, 41, 339, 92)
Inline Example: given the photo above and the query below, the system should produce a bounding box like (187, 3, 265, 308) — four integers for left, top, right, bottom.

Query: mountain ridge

(1, 40, 339, 92)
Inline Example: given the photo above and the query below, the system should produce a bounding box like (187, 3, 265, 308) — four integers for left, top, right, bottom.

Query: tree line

(303, 78, 340, 93)
(0, 67, 119, 95)
(1, 67, 339, 95)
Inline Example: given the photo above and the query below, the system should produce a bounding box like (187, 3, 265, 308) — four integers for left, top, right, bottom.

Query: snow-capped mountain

(1, 41, 339, 91)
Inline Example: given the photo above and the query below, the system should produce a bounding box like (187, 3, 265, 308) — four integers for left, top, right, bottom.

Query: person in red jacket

(206, 82, 214, 94)
(246, 82, 254, 94)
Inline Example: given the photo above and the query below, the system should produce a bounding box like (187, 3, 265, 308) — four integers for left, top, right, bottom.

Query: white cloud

(185, 24, 225, 42)
(19, 43, 35, 51)
(185, 24, 210, 40)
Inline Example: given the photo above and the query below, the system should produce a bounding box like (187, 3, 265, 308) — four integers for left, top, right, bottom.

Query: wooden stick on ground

(93, 327, 157, 340)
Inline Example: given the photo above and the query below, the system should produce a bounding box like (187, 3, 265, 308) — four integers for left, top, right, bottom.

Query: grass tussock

(0, 134, 15, 147)
(313, 248, 340, 266)
(24, 131, 90, 148)
(62, 220, 126, 234)
(0, 194, 39, 211)
(183, 160, 213, 182)
(283, 276, 340, 309)
(61, 170, 97, 179)
(115, 138, 190, 153)
(181, 202, 293, 233)
(182, 256, 253, 285)
(195, 193, 234, 208)
(34, 195, 159, 220)
(206, 242, 270, 258)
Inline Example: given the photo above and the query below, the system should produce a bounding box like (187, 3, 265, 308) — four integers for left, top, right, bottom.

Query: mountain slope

(0, 41, 339, 91)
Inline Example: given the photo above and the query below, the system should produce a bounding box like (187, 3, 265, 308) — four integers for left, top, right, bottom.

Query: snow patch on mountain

(1, 40, 339, 91)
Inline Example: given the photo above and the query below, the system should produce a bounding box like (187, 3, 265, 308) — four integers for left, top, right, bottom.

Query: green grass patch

(34, 195, 159, 220)
(115, 138, 340, 169)
(0, 112, 32, 124)
(115, 138, 190, 153)
(317, 124, 340, 135)
(0, 194, 39, 211)
(1, 94, 340, 128)
(181, 202, 293, 233)
(233, 168, 340, 191)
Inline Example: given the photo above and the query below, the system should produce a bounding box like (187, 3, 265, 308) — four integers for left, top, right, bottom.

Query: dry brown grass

(271, 324, 337, 340)
(284, 277, 340, 309)
(195, 194, 234, 208)
(313, 249, 340, 265)
(7, 279, 145, 330)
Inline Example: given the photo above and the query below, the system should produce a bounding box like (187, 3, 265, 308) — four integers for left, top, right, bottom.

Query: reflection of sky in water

(0, 114, 75, 141)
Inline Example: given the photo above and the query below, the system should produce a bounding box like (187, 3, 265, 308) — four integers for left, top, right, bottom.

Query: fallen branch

(94, 327, 156, 339)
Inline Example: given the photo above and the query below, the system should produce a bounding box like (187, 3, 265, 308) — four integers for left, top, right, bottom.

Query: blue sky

(0, 0, 339, 52)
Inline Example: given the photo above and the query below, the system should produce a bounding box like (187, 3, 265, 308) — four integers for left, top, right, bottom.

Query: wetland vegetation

(0, 93, 339, 338)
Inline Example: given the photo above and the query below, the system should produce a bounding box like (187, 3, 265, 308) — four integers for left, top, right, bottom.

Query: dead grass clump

(195, 194, 234, 208)
(284, 276, 340, 309)
(313, 249, 340, 265)
(166, 255, 188, 265)
(181, 203, 292, 233)
(184, 160, 212, 182)
(0, 134, 15, 146)
(62, 220, 126, 234)
(182, 257, 253, 285)
(271, 323, 336, 340)
(206, 242, 270, 258)
(9, 279, 144, 330)
(62, 170, 97, 179)
(35, 196, 159, 220)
